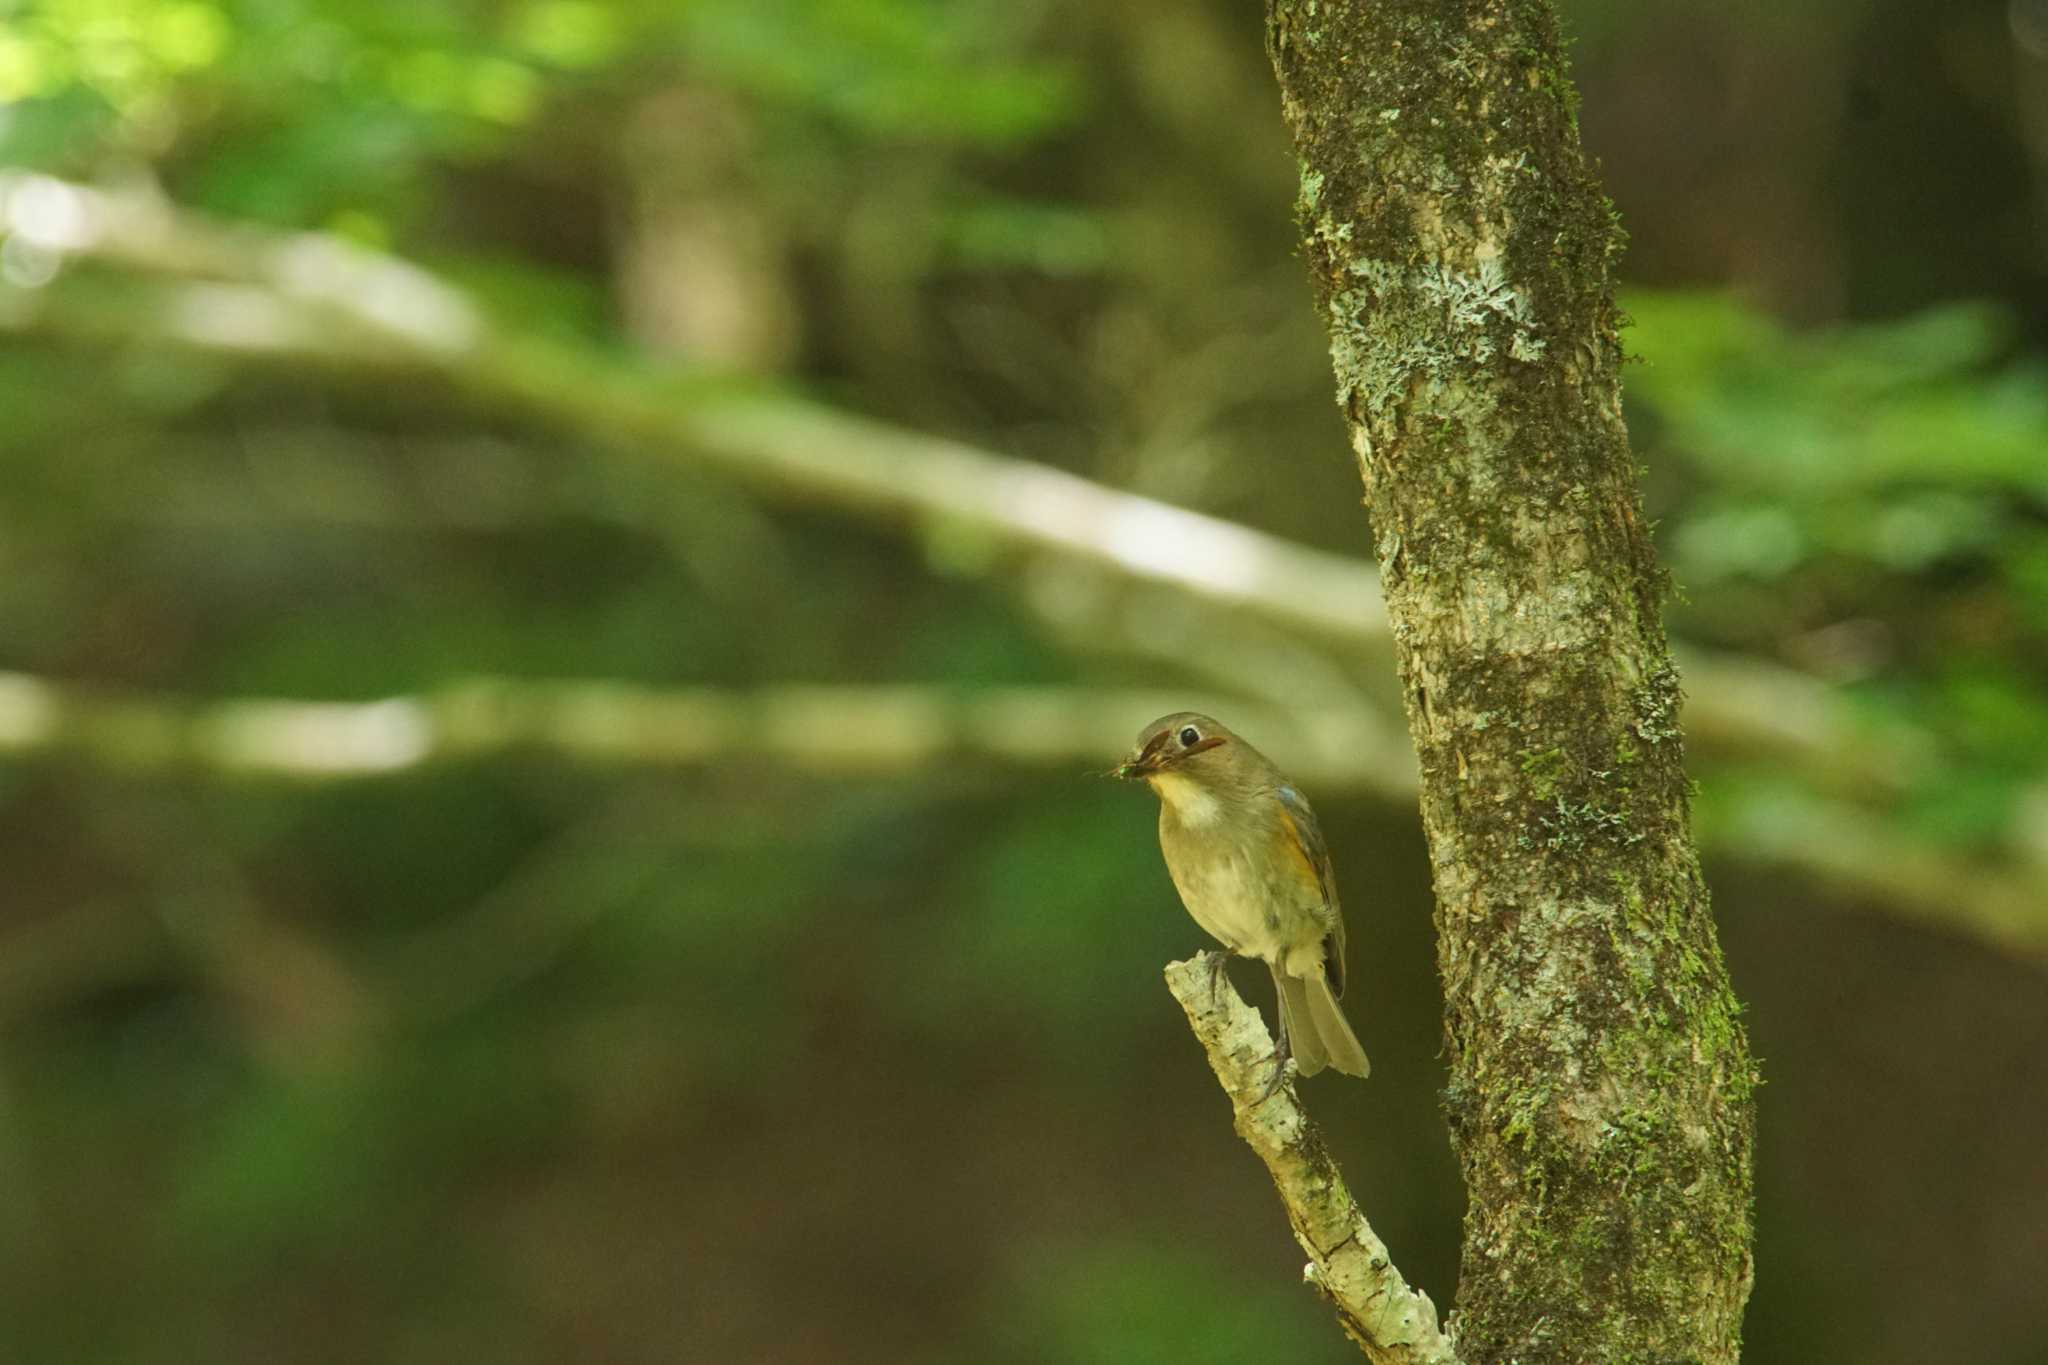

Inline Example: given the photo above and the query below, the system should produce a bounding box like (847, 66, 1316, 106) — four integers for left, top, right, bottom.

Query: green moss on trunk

(1264, 3, 1758, 1362)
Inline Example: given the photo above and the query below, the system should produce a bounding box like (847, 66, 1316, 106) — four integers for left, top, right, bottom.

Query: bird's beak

(1114, 733, 1169, 780)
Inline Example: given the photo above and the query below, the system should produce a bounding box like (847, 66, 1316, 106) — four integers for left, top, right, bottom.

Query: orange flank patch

(1273, 808, 1325, 899)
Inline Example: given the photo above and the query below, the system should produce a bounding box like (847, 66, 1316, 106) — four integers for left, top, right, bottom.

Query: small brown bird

(1117, 712, 1369, 1081)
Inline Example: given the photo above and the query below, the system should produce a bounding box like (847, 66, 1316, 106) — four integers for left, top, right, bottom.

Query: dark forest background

(1, 0, 2046, 1361)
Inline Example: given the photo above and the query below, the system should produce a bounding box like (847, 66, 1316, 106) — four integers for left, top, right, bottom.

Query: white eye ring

(1178, 725, 1200, 746)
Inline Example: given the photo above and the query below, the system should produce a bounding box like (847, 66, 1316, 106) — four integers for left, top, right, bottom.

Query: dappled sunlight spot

(0, 175, 93, 290)
(269, 235, 481, 354)
(997, 467, 1271, 597)
(166, 283, 313, 354)
(204, 698, 433, 774)
(1104, 498, 1270, 597)
(1, 175, 94, 251)
(981, 463, 1385, 639)
(0, 673, 58, 748)
(0, 236, 59, 290)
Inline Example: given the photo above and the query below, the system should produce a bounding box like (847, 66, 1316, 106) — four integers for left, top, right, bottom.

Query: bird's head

(1115, 712, 1233, 780)
(1114, 712, 1248, 821)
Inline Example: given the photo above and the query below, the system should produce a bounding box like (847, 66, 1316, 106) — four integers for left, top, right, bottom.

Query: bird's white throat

(1148, 771, 1223, 826)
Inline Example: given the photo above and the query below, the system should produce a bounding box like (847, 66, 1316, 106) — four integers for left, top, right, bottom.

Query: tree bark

(1263, 3, 1758, 1362)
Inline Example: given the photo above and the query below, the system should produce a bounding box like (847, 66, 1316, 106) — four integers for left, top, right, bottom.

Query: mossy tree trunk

(1263, 3, 1758, 1362)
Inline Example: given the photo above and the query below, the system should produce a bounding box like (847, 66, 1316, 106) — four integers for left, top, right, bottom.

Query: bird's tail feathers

(1295, 968, 1369, 1079)
(1276, 971, 1330, 1077)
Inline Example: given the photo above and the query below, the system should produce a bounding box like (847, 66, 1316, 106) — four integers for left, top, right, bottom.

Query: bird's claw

(1262, 999, 1294, 1102)
(1258, 1054, 1294, 1103)
(1203, 948, 1231, 1003)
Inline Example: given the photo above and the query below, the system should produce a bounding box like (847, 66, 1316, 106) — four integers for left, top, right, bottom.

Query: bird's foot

(1259, 1012, 1294, 1102)
(1257, 1054, 1295, 1103)
(1202, 948, 1231, 1004)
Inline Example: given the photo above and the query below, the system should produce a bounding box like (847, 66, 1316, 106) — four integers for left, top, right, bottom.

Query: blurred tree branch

(1, 671, 2042, 958)
(0, 170, 1932, 783)
(0, 671, 1410, 789)
(0, 171, 2037, 978)
(1164, 954, 1459, 1365)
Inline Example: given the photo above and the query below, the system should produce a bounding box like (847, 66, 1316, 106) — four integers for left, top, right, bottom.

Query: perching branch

(1163, 955, 1460, 1365)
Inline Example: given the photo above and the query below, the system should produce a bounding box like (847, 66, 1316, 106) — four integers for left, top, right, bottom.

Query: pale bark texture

(1165, 955, 1456, 1365)
(1264, 3, 1758, 1363)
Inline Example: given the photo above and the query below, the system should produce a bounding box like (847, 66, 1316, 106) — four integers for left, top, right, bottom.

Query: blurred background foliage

(1, 0, 2046, 1361)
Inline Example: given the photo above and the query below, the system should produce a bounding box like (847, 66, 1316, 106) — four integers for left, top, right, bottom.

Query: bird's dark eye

(1178, 726, 1201, 747)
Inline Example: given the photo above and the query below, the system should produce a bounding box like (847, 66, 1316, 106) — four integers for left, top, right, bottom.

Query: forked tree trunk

(1264, 2, 1758, 1360)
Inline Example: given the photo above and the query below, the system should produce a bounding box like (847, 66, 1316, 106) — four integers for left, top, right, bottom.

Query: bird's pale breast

(1158, 802, 1332, 977)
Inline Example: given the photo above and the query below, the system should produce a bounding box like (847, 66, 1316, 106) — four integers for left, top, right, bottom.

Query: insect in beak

(1114, 731, 1174, 780)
